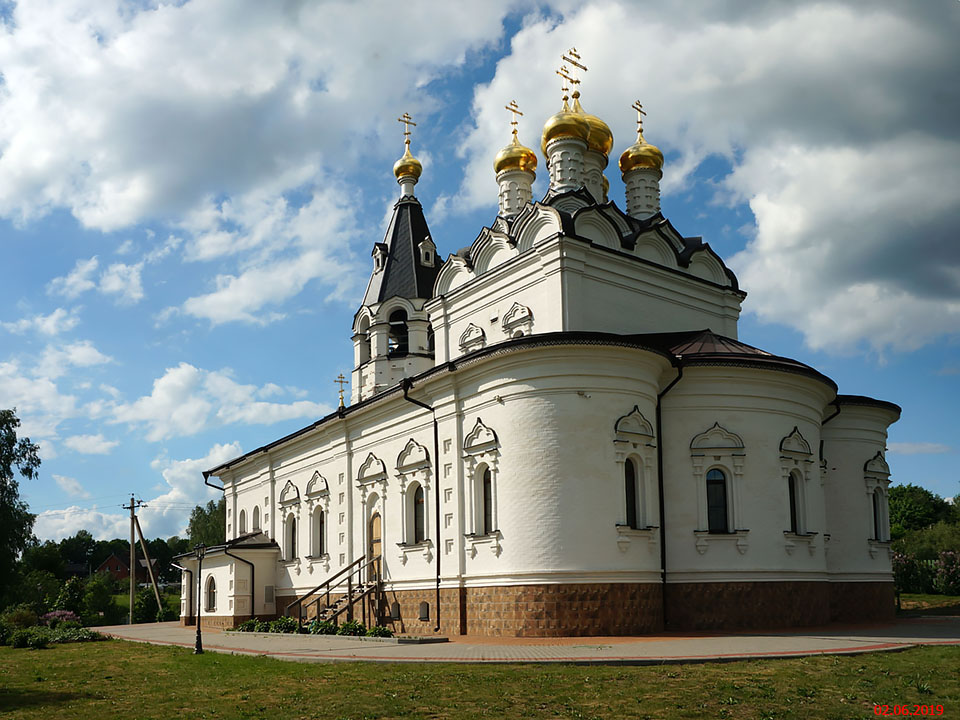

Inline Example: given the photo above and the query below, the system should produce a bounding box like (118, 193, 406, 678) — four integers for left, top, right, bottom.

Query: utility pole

(123, 494, 145, 624)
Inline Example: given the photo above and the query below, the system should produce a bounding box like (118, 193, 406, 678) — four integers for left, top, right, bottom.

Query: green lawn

(1, 641, 958, 719)
(899, 594, 960, 615)
(110, 591, 180, 617)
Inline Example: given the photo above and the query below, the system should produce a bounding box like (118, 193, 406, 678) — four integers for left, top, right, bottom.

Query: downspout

(171, 563, 193, 624)
(819, 400, 841, 462)
(400, 377, 442, 633)
(223, 549, 255, 622)
(203, 471, 224, 492)
(655, 362, 683, 631)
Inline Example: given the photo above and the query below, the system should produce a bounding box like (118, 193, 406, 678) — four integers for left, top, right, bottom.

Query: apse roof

(361, 196, 440, 306)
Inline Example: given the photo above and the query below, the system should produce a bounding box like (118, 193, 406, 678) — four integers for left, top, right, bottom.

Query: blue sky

(1, 0, 957, 541)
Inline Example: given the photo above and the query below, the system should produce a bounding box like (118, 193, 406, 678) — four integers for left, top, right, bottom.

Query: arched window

(413, 484, 425, 543)
(286, 514, 297, 560)
(388, 309, 409, 355)
(238, 509, 247, 535)
(357, 316, 371, 365)
(706, 469, 729, 533)
(205, 576, 216, 612)
(481, 467, 493, 535)
(313, 509, 325, 556)
(873, 489, 885, 541)
(788, 472, 800, 534)
(426, 324, 435, 354)
(252, 506, 261, 532)
(625, 458, 639, 529)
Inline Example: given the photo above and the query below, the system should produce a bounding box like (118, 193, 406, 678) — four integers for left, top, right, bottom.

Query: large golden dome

(619, 129, 664, 173)
(393, 144, 423, 180)
(494, 133, 538, 175)
(540, 99, 591, 156)
(572, 96, 613, 157)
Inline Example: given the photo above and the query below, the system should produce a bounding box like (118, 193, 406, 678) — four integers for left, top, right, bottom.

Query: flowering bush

(934, 551, 960, 595)
(892, 552, 936, 594)
(41, 610, 80, 629)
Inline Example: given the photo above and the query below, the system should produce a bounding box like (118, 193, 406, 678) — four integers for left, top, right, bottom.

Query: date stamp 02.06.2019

(874, 705, 944, 716)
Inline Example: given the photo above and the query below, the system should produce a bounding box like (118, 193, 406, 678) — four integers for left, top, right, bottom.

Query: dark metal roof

(361, 196, 440, 306)
(835, 394, 902, 416)
(172, 531, 280, 560)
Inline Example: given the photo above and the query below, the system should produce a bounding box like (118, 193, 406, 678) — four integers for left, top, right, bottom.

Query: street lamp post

(194, 543, 205, 655)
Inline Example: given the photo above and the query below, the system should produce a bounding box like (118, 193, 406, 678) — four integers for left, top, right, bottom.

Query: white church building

(178, 61, 899, 637)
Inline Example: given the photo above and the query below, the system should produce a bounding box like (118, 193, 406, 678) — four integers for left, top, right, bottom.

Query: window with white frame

(313, 508, 326, 556)
(252, 506, 261, 532)
(613, 406, 657, 540)
(285, 513, 297, 560)
(238, 509, 247, 534)
(412, 483, 426, 543)
(864, 450, 891, 546)
(624, 457, 642, 529)
(205, 575, 216, 612)
(462, 418, 501, 556)
(690, 423, 745, 534)
(706, 468, 729, 533)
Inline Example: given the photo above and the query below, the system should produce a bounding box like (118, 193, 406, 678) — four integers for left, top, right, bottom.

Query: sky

(1, 0, 958, 542)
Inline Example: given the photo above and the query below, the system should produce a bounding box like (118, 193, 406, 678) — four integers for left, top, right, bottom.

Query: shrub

(253, 619, 271, 633)
(48, 627, 105, 644)
(894, 522, 960, 561)
(82, 572, 122, 626)
(27, 631, 49, 649)
(234, 619, 258, 632)
(10, 629, 32, 648)
(893, 552, 937, 594)
(269, 616, 299, 634)
(59, 620, 82, 630)
(307, 619, 337, 635)
(54, 577, 86, 615)
(366, 625, 393, 638)
(156, 607, 176, 622)
(133, 587, 160, 624)
(934, 551, 960, 595)
(1, 604, 38, 631)
(41, 610, 80, 629)
(336, 620, 366, 636)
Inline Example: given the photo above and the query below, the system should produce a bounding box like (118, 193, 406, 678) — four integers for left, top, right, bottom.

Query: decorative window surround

(395, 438, 432, 557)
(615, 524, 658, 552)
(690, 423, 745, 540)
(783, 531, 819, 556)
(459, 323, 486, 352)
(613, 406, 658, 530)
(306, 553, 331, 574)
(779, 427, 814, 537)
(418, 236, 436, 268)
(864, 450, 891, 543)
(868, 539, 892, 559)
(356, 452, 388, 502)
(694, 529, 750, 555)
(501, 301, 534, 337)
(396, 539, 434, 565)
(463, 419, 500, 548)
(464, 530, 503, 558)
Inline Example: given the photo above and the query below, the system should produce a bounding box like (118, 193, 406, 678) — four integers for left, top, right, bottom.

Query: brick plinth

(829, 582, 895, 623)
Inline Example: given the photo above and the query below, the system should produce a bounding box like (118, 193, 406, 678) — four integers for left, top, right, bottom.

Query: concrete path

(99, 616, 960, 665)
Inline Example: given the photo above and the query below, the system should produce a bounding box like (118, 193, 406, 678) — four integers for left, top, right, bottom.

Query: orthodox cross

(335, 373, 347, 408)
(397, 112, 416, 147)
(504, 100, 523, 138)
(561, 47, 587, 93)
(631, 100, 647, 136)
(556, 64, 574, 100)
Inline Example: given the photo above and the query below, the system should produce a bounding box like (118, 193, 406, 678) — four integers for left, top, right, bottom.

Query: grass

(899, 593, 960, 615)
(0, 641, 958, 719)
(110, 591, 180, 617)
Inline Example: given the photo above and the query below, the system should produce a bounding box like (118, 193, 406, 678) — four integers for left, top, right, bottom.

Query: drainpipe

(655, 363, 683, 631)
(171, 563, 193, 625)
(400, 377, 442, 633)
(223, 549, 255, 622)
(819, 400, 841, 462)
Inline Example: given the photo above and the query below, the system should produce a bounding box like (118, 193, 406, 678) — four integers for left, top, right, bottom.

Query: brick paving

(100, 616, 960, 664)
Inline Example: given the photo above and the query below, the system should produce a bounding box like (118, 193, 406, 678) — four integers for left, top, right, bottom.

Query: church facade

(177, 61, 899, 637)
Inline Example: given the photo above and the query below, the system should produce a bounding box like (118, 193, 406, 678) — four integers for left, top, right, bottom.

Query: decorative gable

(779, 427, 812, 456)
(864, 451, 890, 477)
(357, 453, 387, 485)
(278, 480, 300, 506)
(614, 406, 655, 440)
(690, 422, 745, 450)
(463, 418, 498, 455)
(501, 302, 533, 337)
(397, 438, 430, 473)
(459, 323, 486, 352)
(305, 471, 328, 498)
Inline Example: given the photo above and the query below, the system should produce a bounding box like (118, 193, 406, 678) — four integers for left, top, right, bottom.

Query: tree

(889, 484, 957, 537)
(187, 497, 226, 547)
(20, 540, 66, 578)
(0, 408, 41, 608)
(59, 530, 95, 569)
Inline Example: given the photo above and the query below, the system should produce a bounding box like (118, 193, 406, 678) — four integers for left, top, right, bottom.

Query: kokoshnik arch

(176, 50, 899, 636)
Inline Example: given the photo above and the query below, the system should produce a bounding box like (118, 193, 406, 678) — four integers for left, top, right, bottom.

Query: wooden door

(368, 512, 382, 580)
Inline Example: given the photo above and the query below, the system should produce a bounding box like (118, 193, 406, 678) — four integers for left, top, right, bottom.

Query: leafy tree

(59, 530, 95, 568)
(20, 540, 66, 578)
(82, 571, 121, 626)
(889, 484, 957, 538)
(893, 521, 960, 561)
(90, 538, 130, 571)
(188, 497, 226, 548)
(0, 408, 41, 608)
(54, 576, 86, 614)
(16, 569, 60, 614)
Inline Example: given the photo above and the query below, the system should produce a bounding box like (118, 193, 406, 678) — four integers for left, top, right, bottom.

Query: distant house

(96, 553, 156, 583)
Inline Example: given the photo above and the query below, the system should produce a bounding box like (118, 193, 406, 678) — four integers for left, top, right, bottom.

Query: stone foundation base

(179, 614, 252, 630)
(829, 582, 895, 623)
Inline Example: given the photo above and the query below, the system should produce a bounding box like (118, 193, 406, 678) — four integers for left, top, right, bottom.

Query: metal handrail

(285, 555, 381, 629)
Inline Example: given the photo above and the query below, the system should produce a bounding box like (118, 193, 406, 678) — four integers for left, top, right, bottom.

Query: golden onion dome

(572, 96, 613, 157)
(619, 130, 664, 173)
(540, 99, 591, 156)
(494, 133, 538, 175)
(393, 144, 423, 180)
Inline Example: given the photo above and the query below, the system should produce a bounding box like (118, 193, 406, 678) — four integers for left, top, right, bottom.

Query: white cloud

(53, 474, 91, 499)
(35, 340, 113, 379)
(33, 505, 128, 542)
(99, 261, 144, 304)
(48, 257, 99, 299)
(0, 359, 79, 441)
(1, 307, 80, 335)
(112, 362, 329, 441)
(452, 1, 960, 354)
(63, 433, 120, 455)
(888, 442, 953, 455)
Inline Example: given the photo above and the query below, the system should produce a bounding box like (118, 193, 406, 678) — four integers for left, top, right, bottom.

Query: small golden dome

(540, 99, 591, 156)
(572, 96, 613, 157)
(619, 130, 664, 173)
(494, 134, 538, 175)
(393, 144, 422, 180)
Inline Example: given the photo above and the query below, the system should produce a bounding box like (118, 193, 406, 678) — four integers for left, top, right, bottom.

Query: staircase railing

(285, 555, 382, 630)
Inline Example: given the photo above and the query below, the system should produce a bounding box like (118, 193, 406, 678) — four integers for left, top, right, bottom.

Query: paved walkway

(100, 616, 960, 665)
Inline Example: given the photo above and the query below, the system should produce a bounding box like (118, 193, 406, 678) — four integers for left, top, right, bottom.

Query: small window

(286, 514, 297, 560)
(238, 509, 247, 535)
(252, 506, 261, 532)
(387, 309, 409, 355)
(413, 485, 425, 543)
(706, 469, 728, 533)
(481, 468, 493, 535)
(205, 576, 217, 612)
(625, 458, 639, 529)
(788, 472, 800, 534)
(314, 509, 325, 556)
(873, 489, 884, 541)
